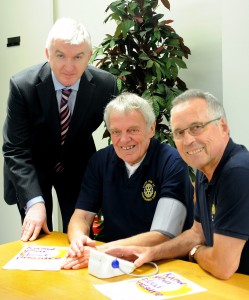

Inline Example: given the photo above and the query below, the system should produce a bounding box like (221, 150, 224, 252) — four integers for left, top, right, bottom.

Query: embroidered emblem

(142, 180, 156, 201)
(211, 203, 216, 222)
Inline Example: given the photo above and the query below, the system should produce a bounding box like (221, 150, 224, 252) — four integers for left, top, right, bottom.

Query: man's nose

(119, 132, 131, 142)
(182, 130, 195, 144)
(64, 58, 74, 69)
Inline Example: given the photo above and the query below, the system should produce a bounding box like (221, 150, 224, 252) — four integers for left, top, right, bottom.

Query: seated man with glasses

(105, 89, 249, 279)
(172, 117, 221, 140)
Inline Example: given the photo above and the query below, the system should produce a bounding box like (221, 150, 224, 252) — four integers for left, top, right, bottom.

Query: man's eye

(128, 129, 139, 134)
(75, 55, 83, 61)
(191, 125, 203, 131)
(111, 130, 120, 136)
(176, 130, 184, 136)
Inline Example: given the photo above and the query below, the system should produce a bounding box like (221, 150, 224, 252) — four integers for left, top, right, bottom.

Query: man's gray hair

(171, 89, 227, 120)
(46, 18, 92, 53)
(104, 92, 156, 131)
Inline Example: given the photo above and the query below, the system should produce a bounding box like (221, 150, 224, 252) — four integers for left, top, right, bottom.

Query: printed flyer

(2, 245, 68, 271)
(94, 272, 207, 299)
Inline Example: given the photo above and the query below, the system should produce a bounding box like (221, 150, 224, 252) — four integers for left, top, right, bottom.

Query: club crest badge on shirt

(142, 180, 156, 201)
(211, 203, 216, 222)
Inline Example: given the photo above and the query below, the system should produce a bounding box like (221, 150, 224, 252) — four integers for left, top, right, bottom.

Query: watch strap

(189, 244, 202, 262)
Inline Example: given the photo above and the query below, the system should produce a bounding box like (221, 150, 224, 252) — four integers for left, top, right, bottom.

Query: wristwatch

(189, 244, 202, 262)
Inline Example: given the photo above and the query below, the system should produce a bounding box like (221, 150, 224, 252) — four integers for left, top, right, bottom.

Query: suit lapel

(67, 68, 95, 140)
(36, 63, 61, 145)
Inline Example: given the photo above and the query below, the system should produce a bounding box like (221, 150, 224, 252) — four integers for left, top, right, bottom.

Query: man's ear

(220, 117, 230, 135)
(88, 51, 93, 62)
(45, 48, 49, 60)
(150, 121, 156, 137)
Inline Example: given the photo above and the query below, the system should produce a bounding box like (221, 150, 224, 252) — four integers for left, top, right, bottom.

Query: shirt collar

(51, 71, 80, 91)
(112, 138, 157, 167)
(199, 138, 234, 185)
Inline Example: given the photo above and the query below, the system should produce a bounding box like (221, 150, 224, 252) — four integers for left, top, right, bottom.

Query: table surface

(0, 232, 249, 299)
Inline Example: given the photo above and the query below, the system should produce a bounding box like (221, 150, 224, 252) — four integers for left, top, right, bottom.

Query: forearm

(150, 228, 204, 261)
(67, 214, 91, 243)
(193, 245, 238, 280)
(193, 246, 224, 277)
(194, 235, 245, 279)
(98, 231, 169, 252)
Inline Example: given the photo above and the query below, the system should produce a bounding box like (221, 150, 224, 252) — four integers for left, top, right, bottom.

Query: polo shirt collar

(112, 138, 158, 167)
(199, 138, 234, 185)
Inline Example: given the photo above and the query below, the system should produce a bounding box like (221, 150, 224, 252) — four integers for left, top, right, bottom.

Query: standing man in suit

(2, 18, 118, 242)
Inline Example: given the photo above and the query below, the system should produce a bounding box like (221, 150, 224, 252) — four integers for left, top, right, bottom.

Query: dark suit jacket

(3, 62, 118, 209)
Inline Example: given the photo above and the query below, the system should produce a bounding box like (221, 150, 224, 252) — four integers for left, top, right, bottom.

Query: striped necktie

(54, 88, 72, 174)
(60, 89, 72, 145)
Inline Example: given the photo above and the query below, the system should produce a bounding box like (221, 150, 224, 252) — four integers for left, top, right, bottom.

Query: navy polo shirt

(76, 138, 194, 242)
(195, 139, 249, 275)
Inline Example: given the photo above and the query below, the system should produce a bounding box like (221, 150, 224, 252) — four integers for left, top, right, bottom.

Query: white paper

(2, 245, 68, 271)
(94, 272, 207, 299)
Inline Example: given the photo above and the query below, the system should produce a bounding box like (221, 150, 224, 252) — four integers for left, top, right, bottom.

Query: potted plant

(90, 1, 193, 236)
(91, 0, 191, 146)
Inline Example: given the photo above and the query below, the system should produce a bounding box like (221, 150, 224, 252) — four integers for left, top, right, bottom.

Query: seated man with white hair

(62, 92, 194, 270)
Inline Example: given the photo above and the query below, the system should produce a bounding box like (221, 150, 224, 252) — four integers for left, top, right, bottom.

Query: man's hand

(62, 236, 95, 269)
(67, 235, 96, 258)
(105, 245, 152, 268)
(61, 246, 92, 270)
(21, 202, 50, 241)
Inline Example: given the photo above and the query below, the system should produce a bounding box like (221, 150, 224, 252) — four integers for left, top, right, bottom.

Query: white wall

(0, 0, 248, 243)
(222, 0, 249, 147)
(170, 0, 223, 101)
(0, 0, 53, 243)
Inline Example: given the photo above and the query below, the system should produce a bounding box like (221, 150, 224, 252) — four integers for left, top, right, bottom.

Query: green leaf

(109, 0, 125, 15)
(121, 20, 135, 39)
(120, 71, 132, 76)
(110, 40, 116, 48)
(155, 83, 166, 94)
(129, 2, 138, 10)
(117, 77, 123, 92)
(167, 38, 180, 47)
(170, 50, 185, 56)
(171, 66, 178, 78)
(139, 52, 150, 60)
(154, 95, 167, 108)
(114, 23, 122, 38)
(150, 0, 159, 10)
(140, 31, 147, 38)
(172, 57, 187, 69)
(152, 99, 160, 117)
(146, 60, 154, 68)
(109, 68, 120, 75)
(142, 89, 151, 99)
(166, 59, 172, 69)
(154, 30, 161, 41)
(154, 62, 162, 81)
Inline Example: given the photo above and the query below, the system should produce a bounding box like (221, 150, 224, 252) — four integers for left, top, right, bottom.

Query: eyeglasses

(172, 117, 221, 140)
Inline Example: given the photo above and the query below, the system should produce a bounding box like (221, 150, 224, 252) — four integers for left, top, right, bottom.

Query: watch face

(191, 247, 197, 256)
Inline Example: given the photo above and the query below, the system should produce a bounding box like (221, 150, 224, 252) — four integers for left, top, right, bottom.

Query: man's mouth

(187, 147, 204, 155)
(121, 145, 135, 150)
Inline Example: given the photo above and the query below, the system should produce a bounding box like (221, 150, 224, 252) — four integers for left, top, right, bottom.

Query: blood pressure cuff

(150, 197, 187, 238)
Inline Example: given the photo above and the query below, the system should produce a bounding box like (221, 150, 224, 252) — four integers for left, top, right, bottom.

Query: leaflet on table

(2, 245, 68, 271)
(93, 271, 207, 299)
